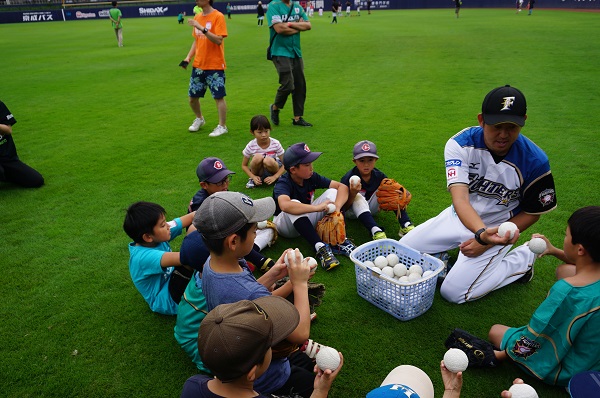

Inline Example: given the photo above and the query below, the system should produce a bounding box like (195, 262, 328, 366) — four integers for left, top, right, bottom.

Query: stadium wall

(1, 0, 598, 24)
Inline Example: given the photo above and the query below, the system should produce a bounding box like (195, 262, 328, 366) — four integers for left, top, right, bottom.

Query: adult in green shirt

(267, 0, 312, 127)
(108, 1, 123, 47)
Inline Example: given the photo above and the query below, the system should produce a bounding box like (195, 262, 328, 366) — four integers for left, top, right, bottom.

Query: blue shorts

(188, 68, 226, 99)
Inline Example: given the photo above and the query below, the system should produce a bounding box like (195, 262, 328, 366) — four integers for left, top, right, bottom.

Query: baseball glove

(316, 211, 346, 246)
(444, 328, 498, 368)
(376, 178, 412, 212)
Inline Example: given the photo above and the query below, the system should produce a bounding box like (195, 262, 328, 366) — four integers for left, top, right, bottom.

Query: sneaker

(431, 252, 450, 281)
(517, 266, 534, 283)
(292, 117, 313, 127)
(208, 125, 228, 137)
(373, 231, 387, 240)
(398, 223, 415, 238)
(316, 244, 340, 271)
(270, 104, 280, 126)
(245, 178, 255, 189)
(330, 238, 356, 257)
(188, 117, 205, 132)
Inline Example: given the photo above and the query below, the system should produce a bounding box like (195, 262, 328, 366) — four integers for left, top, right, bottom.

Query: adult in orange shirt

(183, 0, 229, 137)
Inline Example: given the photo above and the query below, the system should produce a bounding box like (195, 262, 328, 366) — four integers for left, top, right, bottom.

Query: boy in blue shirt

(123, 202, 195, 315)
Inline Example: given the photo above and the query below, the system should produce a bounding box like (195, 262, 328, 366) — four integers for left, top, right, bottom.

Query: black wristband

(474, 228, 488, 245)
(202, 27, 208, 34)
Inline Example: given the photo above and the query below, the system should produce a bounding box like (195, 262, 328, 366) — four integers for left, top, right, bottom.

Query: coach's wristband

(202, 27, 208, 34)
(474, 228, 488, 245)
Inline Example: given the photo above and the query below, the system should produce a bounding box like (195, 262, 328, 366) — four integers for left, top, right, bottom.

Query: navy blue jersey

(188, 188, 210, 213)
(340, 166, 387, 200)
(273, 172, 331, 215)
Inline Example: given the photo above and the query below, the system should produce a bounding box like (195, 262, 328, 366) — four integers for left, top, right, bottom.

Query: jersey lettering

(446, 159, 461, 167)
(469, 174, 520, 206)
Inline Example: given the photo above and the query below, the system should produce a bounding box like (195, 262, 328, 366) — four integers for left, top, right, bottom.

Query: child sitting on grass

(340, 140, 414, 239)
(195, 191, 318, 397)
(488, 206, 600, 387)
(122, 202, 195, 315)
(241, 115, 285, 189)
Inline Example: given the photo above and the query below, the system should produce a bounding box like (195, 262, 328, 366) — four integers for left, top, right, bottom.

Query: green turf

(1, 8, 599, 397)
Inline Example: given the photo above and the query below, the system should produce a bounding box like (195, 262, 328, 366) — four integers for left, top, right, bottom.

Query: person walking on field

(109, 1, 123, 47)
(182, 0, 229, 137)
(267, 0, 313, 127)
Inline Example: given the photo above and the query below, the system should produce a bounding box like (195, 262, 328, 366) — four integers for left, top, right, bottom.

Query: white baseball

(408, 273, 421, 282)
(386, 253, 400, 266)
(306, 257, 318, 271)
(364, 260, 375, 269)
(257, 220, 268, 229)
(498, 221, 518, 240)
(393, 263, 407, 277)
(422, 270, 434, 278)
(443, 348, 469, 373)
(349, 175, 361, 187)
(315, 346, 341, 371)
(374, 256, 388, 269)
(528, 237, 547, 255)
(508, 383, 539, 398)
(381, 266, 395, 278)
(326, 203, 336, 214)
(284, 249, 304, 267)
(408, 264, 423, 276)
(398, 276, 410, 283)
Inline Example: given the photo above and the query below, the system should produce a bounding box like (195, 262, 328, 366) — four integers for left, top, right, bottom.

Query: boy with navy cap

(340, 140, 415, 240)
(273, 142, 355, 271)
(402, 85, 557, 304)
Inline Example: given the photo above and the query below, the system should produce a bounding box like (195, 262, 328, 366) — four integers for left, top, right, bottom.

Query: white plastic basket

(349, 239, 444, 321)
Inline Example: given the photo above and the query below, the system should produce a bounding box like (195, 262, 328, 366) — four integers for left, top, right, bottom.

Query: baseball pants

(345, 192, 379, 219)
(274, 188, 337, 238)
(401, 206, 536, 304)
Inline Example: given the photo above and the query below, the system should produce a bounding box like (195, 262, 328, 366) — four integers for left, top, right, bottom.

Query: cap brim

(253, 296, 300, 346)
(380, 365, 434, 398)
(205, 169, 235, 183)
(483, 114, 526, 127)
(353, 153, 379, 160)
(247, 196, 276, 224)
(300, 151, 322, 164)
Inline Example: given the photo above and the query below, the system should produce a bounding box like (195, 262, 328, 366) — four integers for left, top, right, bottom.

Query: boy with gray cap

(180, 296, 342, 397)
(272, 142, 355, 271)
(340, 140, 415, 240)
(195, 191, 319, 397)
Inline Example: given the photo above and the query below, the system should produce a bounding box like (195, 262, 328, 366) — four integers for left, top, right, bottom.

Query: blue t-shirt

(272, 171, 331, 215)
(181, 374, 275, 398)
(127, 217, 183, 315)
(201, 258, 291, 394)
(340, 166, 387, 201)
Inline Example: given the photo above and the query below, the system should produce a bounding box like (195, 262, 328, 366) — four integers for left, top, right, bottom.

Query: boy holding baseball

(241, 115, 285, 189)
(180, 296, 343, 398)
(195, 191, 318, 397)
(273, 142, 355, 271)
(122, 202, 195, 315)
(488, 206, 600, 387)
(340, 140, 415, 240)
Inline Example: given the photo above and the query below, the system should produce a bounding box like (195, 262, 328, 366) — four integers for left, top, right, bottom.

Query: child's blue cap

(283, 143, 322, 171)
(196, 157, 235, 183)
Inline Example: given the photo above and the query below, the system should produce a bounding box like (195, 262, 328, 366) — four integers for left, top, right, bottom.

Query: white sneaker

(208, 125, 228, 137)
(188, 117, 205, 132)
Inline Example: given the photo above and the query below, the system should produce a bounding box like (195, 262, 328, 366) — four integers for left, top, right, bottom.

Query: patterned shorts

(188, 68, 226, 99)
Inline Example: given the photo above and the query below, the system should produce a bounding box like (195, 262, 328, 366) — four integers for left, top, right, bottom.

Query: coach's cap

(353, 140, 379, 160)
(196, 157, 235, 183)
(366, 365, 434, 398)
(481, 85, 527, 127)
(198, 296, 300, 382)
(283, 142, 322, 171)
(194, 191, 275, 239)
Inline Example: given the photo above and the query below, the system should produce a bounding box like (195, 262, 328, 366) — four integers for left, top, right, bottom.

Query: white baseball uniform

(401, 126, 557, 303)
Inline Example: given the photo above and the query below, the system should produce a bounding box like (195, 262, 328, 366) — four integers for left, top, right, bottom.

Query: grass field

(1, 7, 599, 397)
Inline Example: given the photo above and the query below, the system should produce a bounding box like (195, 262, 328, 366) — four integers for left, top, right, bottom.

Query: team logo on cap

(241, 195, 253, 206)
(213, 160, 223, 170)
(303, 144, 311, 152)
(500, 96, 516, 111)
(361, 142, 371, 152)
